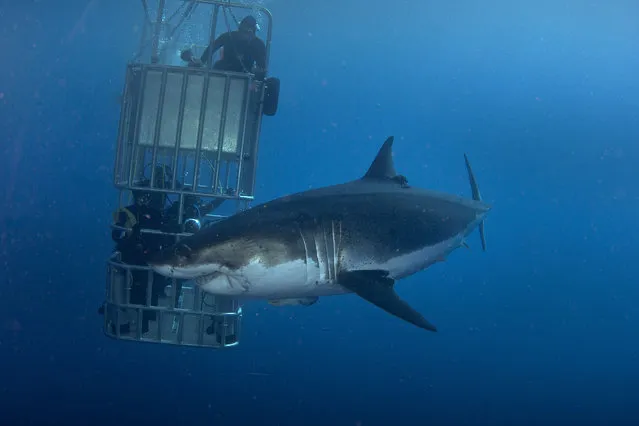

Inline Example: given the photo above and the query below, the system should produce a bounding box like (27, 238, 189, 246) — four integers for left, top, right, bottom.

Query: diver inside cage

(99, 165, 229, 334)
(98, 166, 174, 331)
(98, 178, 171, 334)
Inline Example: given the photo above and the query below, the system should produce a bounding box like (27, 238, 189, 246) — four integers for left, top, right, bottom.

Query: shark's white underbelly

(198, 257, 347, 298)
(197, 228, 464, 299)
(360, 233, 464, 280)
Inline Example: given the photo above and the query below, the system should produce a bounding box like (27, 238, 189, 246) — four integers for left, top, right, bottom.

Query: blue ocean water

(1, 0, 638, 425)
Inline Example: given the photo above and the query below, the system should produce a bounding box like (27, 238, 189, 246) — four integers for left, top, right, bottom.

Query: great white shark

(149, 136, 491, 332)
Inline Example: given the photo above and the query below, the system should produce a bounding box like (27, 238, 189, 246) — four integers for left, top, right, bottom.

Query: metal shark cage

(103, 0, 278, 348)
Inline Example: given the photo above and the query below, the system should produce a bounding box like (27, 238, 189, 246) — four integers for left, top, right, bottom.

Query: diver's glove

(130, 223, 142, 239)
(181, 49, 203, 67)
(180, 49, 194, 62)
(253, 68, 266, 81)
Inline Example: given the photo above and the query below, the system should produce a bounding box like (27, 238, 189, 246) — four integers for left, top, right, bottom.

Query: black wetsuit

(111, 204, 168, 333)
(201, 30, 267, 74)
(112, 204, 165, 261)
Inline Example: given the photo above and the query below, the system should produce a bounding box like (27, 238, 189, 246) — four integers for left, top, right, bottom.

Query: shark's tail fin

(463, 153, 487, 252)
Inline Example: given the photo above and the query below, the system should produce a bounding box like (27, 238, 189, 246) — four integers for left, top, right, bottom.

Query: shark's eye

(175, 243, 192, 259)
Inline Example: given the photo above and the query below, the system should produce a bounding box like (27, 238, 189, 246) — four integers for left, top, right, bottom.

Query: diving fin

(338, 270, 437, 332)
(463, 153, 487, 251)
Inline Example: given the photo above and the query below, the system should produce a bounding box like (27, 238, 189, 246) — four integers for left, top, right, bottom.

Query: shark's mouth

(151, 262, 250, 295)
(195, 270, 251, 295)
(151, 263, 218, 280)
(194, 272, 224, 287)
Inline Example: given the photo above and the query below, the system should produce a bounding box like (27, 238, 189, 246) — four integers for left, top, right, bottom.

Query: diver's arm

(111, 229, 123, 241)
(253, 39, 267, 80)
(200, 33, 228, 65)
(200, 198, 225, 215)
(111, 211, 128, 241)
(160, 206, 180, 233)
(254, 39, 267, 69)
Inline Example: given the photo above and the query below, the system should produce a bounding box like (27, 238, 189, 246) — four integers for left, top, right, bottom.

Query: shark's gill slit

(323, 222, 332, 281)
(298, 226, 310, 284)
(331, 220, 338, 280)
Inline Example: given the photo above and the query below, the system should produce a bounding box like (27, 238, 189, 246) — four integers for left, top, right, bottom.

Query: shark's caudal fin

(363, 136, 397, 180)
(463, 153, 487, 251)
(338, 270, 437, 332)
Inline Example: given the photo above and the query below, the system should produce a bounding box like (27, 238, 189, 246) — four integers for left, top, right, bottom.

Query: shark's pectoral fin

(338, 270, 437, 332)
(268, 297, 319, 307)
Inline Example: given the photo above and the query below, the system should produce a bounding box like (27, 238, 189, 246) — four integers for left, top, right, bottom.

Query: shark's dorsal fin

(363, 136, 397, 180)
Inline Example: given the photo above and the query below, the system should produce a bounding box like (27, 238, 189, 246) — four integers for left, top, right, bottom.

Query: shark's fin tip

(363, 136, 397, 180)
(338, 269, 437, 332)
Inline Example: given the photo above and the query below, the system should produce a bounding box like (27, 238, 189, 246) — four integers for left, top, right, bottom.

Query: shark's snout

(147, 245, 191, 278)
(151, 264, 178, 278)
(148, 243, 225, 281)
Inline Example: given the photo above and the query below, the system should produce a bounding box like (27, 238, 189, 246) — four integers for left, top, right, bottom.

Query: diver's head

(239, 16, 259, 34)
(152, 164, 173, 189)
(133, 190, 152, 207)
(131, 177, 154, 207)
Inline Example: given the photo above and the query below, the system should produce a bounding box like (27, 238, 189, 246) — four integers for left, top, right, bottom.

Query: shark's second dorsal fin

(363, 136, 397, 180)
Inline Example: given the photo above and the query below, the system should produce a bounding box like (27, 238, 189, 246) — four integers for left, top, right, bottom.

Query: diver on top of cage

(181, 15, 267, 80)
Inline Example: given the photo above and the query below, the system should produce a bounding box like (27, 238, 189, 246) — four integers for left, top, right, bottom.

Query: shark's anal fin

(338, 270, 437, 332)
(463, 153, 487, 252)
(268, 297, 319, 307)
